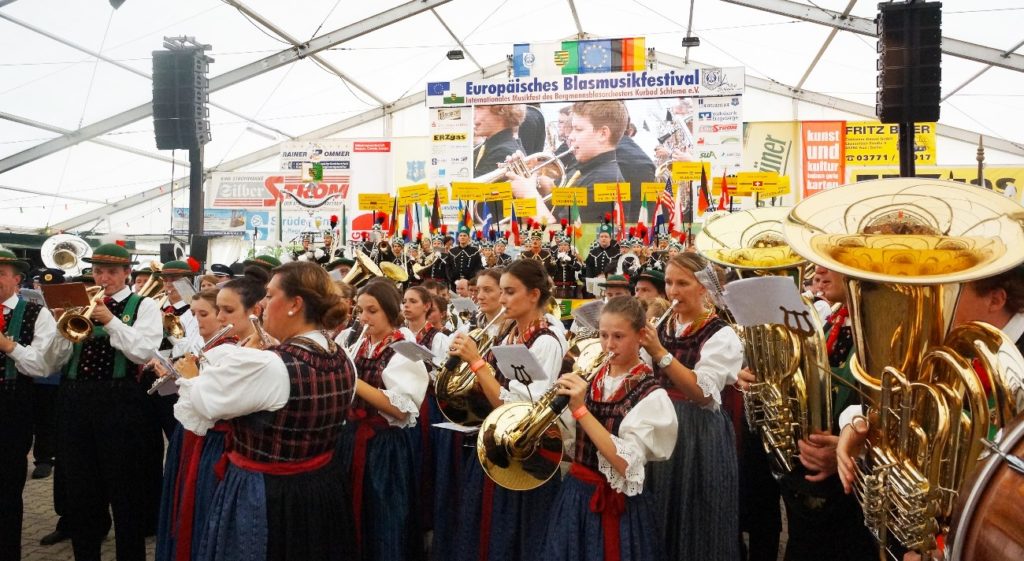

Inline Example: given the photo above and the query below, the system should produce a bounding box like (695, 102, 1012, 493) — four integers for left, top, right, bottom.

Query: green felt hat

(599, 274, 631, 289)
(160, 260, 195, 277)
(83, 243, 136, 266)
(637, 269, 665, 291)
(243, 254, 282, 270)
(0, 249, 30, 273)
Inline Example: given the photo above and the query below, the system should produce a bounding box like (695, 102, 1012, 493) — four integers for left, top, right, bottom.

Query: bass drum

(947, 416, 1024, 561)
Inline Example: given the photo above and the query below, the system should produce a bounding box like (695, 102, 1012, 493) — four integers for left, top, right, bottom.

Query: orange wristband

(571, 405, 589, 420)
(469, 359, 486, 373)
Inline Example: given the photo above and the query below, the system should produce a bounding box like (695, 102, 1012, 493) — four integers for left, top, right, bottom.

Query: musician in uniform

(50, 243, 163, 561)
(737, 266, 875, 561)
(634, 270, 666, 302)
(424, 231, 454, 289)
(473, 104, 526, 178)
(551, 233, 582, 299)
(175, 262, 357, 561)
(448, 259, 568, 561)
(450, 225, 483, 282)
(131, 266, 152, 294)
(493, 236, 513, 267)
(521, 230, 553, 268)
(584, 217, 620, 287)
(292, 234, 318, 262)
(616, 237, 644, 278)
(0, 250, 63, 561)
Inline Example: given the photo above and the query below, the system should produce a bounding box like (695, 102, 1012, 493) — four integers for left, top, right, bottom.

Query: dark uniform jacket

(584, 243, 621, 279)
(572, 150, 625, 222)
(616, 135, 657, 219)
(449, 245, 483, 281)
(473, 129, 523, 179)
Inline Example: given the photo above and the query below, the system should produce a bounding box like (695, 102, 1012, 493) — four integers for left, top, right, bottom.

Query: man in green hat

(635, 269, 667, 302)
(598, 274, 632, 299)
(243, 253, 282, 274)
(0, 249, 64, 559)
(49, 243, 163, 561)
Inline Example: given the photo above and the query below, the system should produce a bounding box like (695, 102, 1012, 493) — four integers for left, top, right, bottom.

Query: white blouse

(50, 286, 163, 368)
(354, 326, 429, 429)
(663, 320, 743, 411)
(497, 325, 568, 404)
(2, 294, 59, 378)
(589, 372, 678, 496)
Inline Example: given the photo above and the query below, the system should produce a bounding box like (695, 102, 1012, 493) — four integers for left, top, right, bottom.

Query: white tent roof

(1, 0, 1022, 234)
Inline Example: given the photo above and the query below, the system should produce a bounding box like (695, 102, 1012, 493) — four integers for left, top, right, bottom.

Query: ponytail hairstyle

(222, 267, 269, 310)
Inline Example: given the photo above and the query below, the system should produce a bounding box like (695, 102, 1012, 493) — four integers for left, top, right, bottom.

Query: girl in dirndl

(336, 279, 429, 561)
(541, 296, 677, 561)
(641, 253, 743, 561)
(447, 259, 567, 561)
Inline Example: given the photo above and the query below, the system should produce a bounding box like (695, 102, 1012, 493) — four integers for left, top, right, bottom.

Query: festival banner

(172, 208, 272, 240)
(426, 66, 745, 107)
(693, 95, 743, 175)
(845, 121, 936, 166)
(848, 166, 1024, 202)
(428, 107, 474, 188)
(801, 121, 846, 198)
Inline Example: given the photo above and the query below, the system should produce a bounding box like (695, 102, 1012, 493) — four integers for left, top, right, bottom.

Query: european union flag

(513, 44, 531, 77)
(579, 40, 612, 73)
(427, 82, 449, 96)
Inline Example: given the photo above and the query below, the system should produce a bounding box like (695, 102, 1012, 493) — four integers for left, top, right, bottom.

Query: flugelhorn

(477, 342, 614, 491)
(147, 323, 234, 395)
(57, 286, 106, 343)
(782, 178, 1024, 557)
(695, 206, 831, 477)
(345, 325, 369, 359)
(240, 314, 277, 349)
(434, 308, 507, 426)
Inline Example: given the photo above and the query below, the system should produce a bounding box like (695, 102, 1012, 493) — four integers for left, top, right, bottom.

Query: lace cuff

(173, 383, 213, 436)
(380, 389, 419, 428)
(695, 370, 723, 408)
(499, 386, 522, 403)
(597, 434, 647, 496)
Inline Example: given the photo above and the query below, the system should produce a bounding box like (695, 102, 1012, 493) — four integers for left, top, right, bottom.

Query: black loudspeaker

(190, 235, 210, 263)
(152, 50, 211, 150)
(876, 1, 942, 124)
(159, 243, 176, 263)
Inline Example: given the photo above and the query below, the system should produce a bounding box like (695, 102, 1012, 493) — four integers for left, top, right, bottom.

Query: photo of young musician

(541, 296, 678, 561)
(640, 253, 743, 561)
(174, 261, 356, 561)
(447, 259, 568, 561)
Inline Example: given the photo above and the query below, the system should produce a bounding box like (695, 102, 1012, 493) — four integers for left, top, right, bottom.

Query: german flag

(620, 37, 646, 71)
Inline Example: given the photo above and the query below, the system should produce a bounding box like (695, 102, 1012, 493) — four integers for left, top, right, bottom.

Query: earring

(287, 310, 294, 316)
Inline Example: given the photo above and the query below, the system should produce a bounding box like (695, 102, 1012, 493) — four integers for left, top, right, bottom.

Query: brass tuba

(434, 309, 507, 426)
(696, 206, 832, 476)
(477, 339, 612, 491)
(342, 251, 407, 289)
(41, 234, 92, 277)
(783, 178, 1024, 556)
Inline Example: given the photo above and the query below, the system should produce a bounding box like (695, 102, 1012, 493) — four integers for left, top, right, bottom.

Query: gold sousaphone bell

(342, 251, 408, 289)
(782, 178, 1024, 556)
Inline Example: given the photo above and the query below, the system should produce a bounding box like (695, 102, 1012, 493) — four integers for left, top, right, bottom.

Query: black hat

(325, 258, 355, 272)
(131, 266, 153, 280)
(210, 263, 233, 278)
(33, 268, 66, 285)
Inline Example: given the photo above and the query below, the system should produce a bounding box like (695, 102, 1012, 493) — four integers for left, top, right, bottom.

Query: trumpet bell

(380, 261, 409, 283)
(57, 314, 95, 344)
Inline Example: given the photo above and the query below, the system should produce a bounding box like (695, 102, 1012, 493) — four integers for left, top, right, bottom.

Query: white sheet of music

(490, 344, 545, 389)
(723, 276, 809, 327)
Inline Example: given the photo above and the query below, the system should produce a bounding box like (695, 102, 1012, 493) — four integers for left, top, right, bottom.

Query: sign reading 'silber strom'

(426, 66, 745, 107)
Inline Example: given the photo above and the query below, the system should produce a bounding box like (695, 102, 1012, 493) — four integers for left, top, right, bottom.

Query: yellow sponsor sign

(593, 182, 631, 203)
(711, 176, 749, 197)
(397, 183, 429, 207)
(640, 182, 669, 202)
(847, 166, 1024, 203)
(429, 187, 450, 205)
(432, 132, 468, 142)
(550, 187, 589, 207)
(358, 193, 392, 212)
(671, 161, 712, 183)
(450, 182, 485, 200)
(737, 171, 779, 193)
(481, 183, 512, 202)
(503, 198, 538, 216)
(845, 121, 936, 166)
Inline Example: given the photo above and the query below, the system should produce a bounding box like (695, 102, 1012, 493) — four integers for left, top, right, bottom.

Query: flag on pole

(653, 177, 674, 239)
(387, 196, 399, 237)
(571, 194, 582, 233)
(404, 203, 414, 240)
(697, 165, 710, 216)
(636, 194, 649, 231)
(510, 202, 521, 246)
(430, 189, 441, 233)
(717, 172, 729, 211)
(480, 200, 493, 238)
(681, 181, 694, 224)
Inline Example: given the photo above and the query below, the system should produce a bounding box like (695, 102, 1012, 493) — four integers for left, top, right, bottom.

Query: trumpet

(345, 325, 369, 359)
(473, 148, 572, 184)
(56, 286, 106, 343)
(478, 342, 614, 491)
(147, 323, 234, 395)
(136, 261, 164, 299)
(651, 299, 679, 330)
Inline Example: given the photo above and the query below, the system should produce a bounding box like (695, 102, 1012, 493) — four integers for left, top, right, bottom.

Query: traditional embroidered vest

(573, 369, 660, 472)
(1, 299, 42, 387)
(232, 340, 355, 462)
(655, 316, 728, 391)
(351, 338, 398, 418)
(65, 293, 142, 381)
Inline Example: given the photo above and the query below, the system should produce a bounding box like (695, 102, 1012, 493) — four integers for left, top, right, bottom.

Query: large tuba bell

(434, 309, 508, 426)
(478, 339, 612, 490)
(341, 251, 407, 289)
(41, 234, 92, 277)
(783, 178, 1024, 556)
(696, 206, 832, 476)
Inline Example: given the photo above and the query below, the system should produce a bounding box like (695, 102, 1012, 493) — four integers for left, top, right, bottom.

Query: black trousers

(31, 382, 59, 464)
(0, 381, 33, 561)
(57, 379, 162, 561)
(780, 469, 877, 561)
(737, 407, 782, 561)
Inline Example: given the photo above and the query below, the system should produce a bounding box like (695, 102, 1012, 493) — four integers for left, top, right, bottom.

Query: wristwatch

(656, 353, 673, 369)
